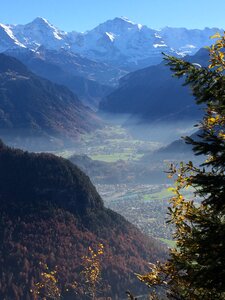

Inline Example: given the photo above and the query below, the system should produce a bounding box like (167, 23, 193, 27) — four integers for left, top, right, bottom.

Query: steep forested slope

(0, 141, 166, 299)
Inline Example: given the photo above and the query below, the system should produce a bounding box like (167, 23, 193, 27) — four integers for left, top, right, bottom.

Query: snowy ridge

(0, 23, 26, 51)
(105, 32, 115, 42)
(0, 24, 25, 47)
(0, 17, 223, 69)
(11, 17, 66, 51)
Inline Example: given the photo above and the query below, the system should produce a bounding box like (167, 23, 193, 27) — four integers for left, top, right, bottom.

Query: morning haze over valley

(0, 1, 224, 299)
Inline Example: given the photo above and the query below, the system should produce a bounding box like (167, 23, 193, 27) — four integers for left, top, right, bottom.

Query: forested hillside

(0, 141, 167, 299)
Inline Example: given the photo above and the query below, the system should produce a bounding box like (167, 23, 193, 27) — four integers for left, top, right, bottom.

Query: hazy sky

(1, 0, 224, 32)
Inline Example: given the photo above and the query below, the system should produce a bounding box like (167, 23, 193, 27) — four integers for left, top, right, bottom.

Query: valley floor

(53, 123, 196, 247)
(97, 183, 174, 242)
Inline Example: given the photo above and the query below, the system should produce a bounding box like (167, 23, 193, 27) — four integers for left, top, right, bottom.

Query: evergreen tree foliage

(137, 33, 225, 299)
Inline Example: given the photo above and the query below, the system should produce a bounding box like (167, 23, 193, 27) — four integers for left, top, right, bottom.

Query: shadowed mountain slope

(0, 141, 166, 299)
(99, 49, 209, 123)
(0, 53, 102, 149)
(6, 48, 117, 108)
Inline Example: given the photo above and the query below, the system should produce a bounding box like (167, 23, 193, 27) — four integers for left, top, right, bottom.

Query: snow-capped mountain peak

(114, 17, 143, 30)
(27, 17, 64, 38)
(116, 16, 135, 24)
(27, 17, 50, 27)
(0, 24, 26, 51)
(11, 17, 66, 50)
(0, 17, 223, 70)
(31, 17, 51, 25)
(68, 17, 169, 67)
(92, 17, 141, 35)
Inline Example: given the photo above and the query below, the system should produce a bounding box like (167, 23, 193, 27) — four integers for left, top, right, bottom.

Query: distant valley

(0, 15, 213, 299)
(0, 17, 217, 127)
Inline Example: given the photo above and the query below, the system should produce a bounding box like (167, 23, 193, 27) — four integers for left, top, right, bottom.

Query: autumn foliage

(0, 141, 166, 299)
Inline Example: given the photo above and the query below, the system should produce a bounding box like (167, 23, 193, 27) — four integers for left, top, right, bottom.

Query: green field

(159, 238, 177, 248)
(90, 152, 144, 162)
(54, 150, 75, 158)
(143, 187, 194, 201)
(143, 189, 173, 201)
(51, 124, 162, 164)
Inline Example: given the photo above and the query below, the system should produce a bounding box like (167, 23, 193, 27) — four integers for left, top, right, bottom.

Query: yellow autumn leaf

(219, 132, 225, 139)
(168, 187, 175, 192)
(218, 52, 225, 59)
(207, 117, 216, 124)
(210, 32, 221, 39)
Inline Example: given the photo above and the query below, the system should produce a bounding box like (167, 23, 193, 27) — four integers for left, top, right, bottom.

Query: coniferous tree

(137, 33, 225, 300)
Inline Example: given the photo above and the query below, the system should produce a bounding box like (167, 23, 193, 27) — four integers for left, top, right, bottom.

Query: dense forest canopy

(0, 141, 167, 299)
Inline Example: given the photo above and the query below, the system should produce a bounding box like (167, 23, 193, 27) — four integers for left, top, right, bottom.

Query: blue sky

(1, 0, 224, 32)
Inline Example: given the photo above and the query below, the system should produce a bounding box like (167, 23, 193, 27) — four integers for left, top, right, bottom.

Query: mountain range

(0, 17, 221, 113)
(0, 17, 215, 146)
(0, 17, 223, 72)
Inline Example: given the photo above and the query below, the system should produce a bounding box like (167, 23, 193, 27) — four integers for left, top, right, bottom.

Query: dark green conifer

(138, 33, 225, 300)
